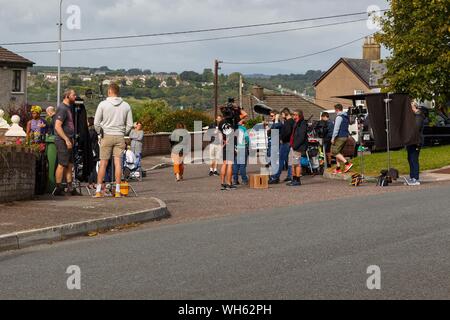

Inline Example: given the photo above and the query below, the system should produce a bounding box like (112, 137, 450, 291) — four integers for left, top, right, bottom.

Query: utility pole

(214, 59, 222, 120)
(239, 75, 243, 109)
(57, 0, 63, 106)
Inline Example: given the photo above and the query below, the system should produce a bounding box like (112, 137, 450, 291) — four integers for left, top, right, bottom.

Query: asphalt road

(1, 184, 450, 300)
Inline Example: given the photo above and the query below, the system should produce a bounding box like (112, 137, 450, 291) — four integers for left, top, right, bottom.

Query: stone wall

(0, 147, 36, 203)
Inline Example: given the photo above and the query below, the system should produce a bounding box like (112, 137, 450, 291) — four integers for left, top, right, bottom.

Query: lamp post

(57, 0, 63, 106)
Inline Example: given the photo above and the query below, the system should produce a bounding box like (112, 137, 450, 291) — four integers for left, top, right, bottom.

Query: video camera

(220, 98, 241, 135)
(348, 105, 368, 116)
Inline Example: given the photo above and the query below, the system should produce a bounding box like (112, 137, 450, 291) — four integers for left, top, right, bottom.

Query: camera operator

(269, 108, 294, 184)
(218, 98, 248, 191)
(316, 112, 334, 166)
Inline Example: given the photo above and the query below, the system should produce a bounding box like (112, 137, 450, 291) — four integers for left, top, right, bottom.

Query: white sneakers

(404, 177, 421, 186)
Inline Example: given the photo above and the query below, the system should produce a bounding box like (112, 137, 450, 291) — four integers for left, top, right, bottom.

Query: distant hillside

(246, 70, 324, 97)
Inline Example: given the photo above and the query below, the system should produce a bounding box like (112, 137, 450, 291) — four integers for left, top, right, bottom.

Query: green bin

(45, 135, 57, 193)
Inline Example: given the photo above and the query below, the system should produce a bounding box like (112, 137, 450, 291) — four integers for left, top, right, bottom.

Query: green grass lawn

(351, 145, 450, 176)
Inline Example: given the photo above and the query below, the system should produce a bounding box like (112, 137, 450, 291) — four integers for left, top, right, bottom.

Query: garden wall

(0, 147, 36, 203)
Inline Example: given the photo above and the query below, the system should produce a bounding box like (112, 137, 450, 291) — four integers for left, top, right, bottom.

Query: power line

(1, 9, 387, 46)
(221, 33, 375, 65)
(15, 18, 369, 54)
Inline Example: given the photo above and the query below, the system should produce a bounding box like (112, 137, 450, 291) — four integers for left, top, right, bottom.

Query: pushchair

(301, 138, 324, 176)
(122, 150, 143, 182)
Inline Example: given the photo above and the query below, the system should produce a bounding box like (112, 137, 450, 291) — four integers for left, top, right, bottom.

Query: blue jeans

(407, 145, 421, 180)
(272, 143, 292, 180)
(233, 148, 248, 183)
(233, 164, 248, 183)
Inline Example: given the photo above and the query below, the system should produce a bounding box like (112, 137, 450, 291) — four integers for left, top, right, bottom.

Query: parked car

(420, 107, 450, 146)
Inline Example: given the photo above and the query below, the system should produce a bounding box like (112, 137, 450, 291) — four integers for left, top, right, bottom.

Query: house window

(12, 70, 23, 93)
(354, 89, 365, 107)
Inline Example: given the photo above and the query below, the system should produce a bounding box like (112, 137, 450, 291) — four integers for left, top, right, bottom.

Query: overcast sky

(0, 0, 389, 74)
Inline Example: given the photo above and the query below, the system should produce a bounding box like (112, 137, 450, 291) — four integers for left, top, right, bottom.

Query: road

(1, 184, 450, 300)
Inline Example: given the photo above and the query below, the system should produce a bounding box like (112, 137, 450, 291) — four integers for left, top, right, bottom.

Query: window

(354, 89, 365, 107)
(12, 70, 22, 93)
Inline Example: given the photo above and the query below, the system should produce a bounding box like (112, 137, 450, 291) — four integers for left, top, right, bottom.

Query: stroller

(122, 150, 144, 182)
(301, 138, 324, 176)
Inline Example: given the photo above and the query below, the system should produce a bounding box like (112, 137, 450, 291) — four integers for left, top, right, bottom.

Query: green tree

(376, 0, 450, 105)
(145, 77, 160, 88)
(166, 77, 177, 87)
(180, 71, 201, 82)
(201, 68, 214, 82)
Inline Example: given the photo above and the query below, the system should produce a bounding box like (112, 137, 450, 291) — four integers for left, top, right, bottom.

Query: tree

(127, 68, 143, 76)
(376, 0, 450, 105)
(145, 77, 160, 89)
(202, 68, 214, 82)
(166, 77, 177, 87)
(180, 71, 201, 82)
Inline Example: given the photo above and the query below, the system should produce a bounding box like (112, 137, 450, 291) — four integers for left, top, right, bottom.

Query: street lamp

(57, 0, 63, 106)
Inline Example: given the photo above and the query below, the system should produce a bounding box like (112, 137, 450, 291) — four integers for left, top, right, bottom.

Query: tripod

(72, 103, 90, 195)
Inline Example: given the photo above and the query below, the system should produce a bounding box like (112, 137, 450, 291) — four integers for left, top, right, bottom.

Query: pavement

(0, 196, 168, 252)
(1, 182, 449, 299)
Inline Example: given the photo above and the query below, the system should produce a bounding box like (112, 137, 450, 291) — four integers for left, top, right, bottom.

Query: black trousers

(407, 145, 421, 180)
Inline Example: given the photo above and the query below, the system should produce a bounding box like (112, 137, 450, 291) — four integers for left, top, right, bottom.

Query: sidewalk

(0, 195, 168, 251)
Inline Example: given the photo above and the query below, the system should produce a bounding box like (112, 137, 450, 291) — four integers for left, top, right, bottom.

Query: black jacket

(292, 119, 308, 153)
(414, 111, 425, 147)
(280, 118, 295, 144)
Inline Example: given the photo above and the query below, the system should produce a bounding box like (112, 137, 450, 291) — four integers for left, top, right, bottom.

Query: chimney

(252, 85, 264, 101)
(363, 36, 381, 61)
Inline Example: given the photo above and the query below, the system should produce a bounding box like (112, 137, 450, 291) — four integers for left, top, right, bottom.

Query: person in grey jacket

(94, 83, 134, 198)
(129, 122, 144, 157)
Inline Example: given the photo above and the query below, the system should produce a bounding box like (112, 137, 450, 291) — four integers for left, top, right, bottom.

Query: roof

(0, 47, 34, 67)
(243, 91, 326, 120)
(314, 58, 373, 88)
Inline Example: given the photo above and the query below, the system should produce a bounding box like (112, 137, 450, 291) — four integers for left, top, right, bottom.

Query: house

(313, 36, 387, 110)
(45, 74, 58, 82)
(0, 47, 34, 108)
(242, 85, 326, 120)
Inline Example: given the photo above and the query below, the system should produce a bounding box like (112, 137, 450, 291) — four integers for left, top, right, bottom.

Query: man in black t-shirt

(218, 99, 248, 190)
(269, 108, 295, 184)
(54, 89, 79, 196)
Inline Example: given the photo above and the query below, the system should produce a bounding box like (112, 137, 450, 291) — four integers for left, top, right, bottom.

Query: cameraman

(219, 98, 248, 191)
(317, 112, 334, 166)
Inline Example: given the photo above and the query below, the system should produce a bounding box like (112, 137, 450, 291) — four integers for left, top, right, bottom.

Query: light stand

(384, 93, 393, 175)
(72, 99, 89, 195)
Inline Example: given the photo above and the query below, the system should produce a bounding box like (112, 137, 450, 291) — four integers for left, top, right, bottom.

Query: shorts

(331, 137, 348, 156)
(209, 143, 222, 162)
(222, 143, 235, 163)
(100, 135, 125, 160)
(289, 148, 303, 166)
(55, 138, 74, 167)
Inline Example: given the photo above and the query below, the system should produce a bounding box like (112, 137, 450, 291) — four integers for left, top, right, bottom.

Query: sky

(0, 0, 389, 74)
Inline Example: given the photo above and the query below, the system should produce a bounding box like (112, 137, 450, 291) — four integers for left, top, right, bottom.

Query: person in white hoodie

(94, 83, 134, 198)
